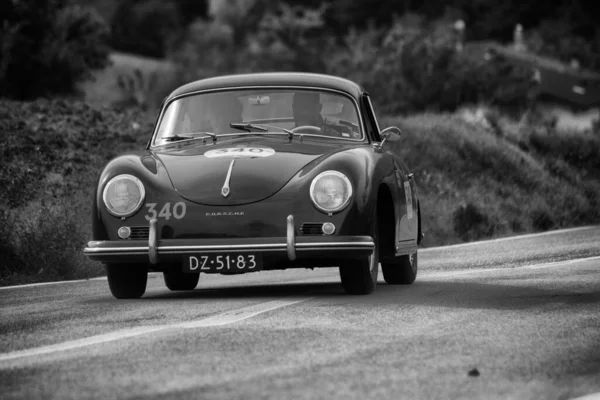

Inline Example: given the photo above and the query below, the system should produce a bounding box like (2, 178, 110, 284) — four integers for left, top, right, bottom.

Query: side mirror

(374, 126, 402, 151)
(380, 126, 402, 139)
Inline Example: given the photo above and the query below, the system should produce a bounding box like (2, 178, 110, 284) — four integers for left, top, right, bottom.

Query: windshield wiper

(229, 122, 301, 142)
(229, 123, 269, 133)
(161, 131, 217, 144)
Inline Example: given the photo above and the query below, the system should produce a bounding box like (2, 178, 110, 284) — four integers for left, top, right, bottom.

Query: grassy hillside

(1, 100, 598, 285)
(0, 99, 153, 285)
(385, 112, 600, 245)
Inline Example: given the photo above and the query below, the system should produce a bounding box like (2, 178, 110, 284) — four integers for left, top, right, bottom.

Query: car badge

(221, 159, 235, 197)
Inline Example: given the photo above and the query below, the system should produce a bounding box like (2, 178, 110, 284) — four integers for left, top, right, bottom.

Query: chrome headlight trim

(102, 174, 146, 218)
(309, 170, 353, 214)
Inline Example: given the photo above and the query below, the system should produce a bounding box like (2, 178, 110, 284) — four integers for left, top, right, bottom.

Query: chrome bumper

(84, 215, 374, 265)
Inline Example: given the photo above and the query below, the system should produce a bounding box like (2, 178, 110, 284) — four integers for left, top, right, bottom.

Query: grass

(1, 98, 599, 286)
(0, 98, 153, 286)
(384, 111, 600, 246)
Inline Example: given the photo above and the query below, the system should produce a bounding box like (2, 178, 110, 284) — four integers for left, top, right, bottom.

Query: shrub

(453, 203, 496, 241)
(327, 15, 535, 114)
(0, 198, 90, 282)
(170, 2, 329, 81)
(530, 209, 555, 231)
(110, 0, 182, 58)
(528, 130, 600, 175)
(0, 0, 110, 99)
(0, 98, 152, 285)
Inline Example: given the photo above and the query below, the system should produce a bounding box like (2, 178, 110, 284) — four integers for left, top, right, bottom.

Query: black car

(84, 72, 422, 299)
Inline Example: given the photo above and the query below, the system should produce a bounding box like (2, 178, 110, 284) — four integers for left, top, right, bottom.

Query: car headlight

(102, 174, 145, 217)
(310, 171, 353, 213)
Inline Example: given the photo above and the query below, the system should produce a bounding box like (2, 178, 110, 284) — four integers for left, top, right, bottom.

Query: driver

(292, 91, 323, 128)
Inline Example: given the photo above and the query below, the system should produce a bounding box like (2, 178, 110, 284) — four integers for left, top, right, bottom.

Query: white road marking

(0, 276, 107, 290)
(0, 297, 312, 363)
(422, 255, 600, 278)
(570, 393, 600, 400)
(0, 326, 164, 362)
(179, 298, 312, 328)
(0, 273, 160, 291)
(421, 225, 597, 252)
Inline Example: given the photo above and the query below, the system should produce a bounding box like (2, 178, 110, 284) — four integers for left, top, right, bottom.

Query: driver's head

(292, 92, 322, 126)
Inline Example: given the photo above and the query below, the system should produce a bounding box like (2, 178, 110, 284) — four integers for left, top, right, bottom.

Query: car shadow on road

(141, 281, 347, 301)
(371, 278, 600, 310)
(140, 277, 600, 311)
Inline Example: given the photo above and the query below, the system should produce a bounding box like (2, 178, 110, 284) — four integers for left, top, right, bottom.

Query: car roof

(166, 73, 365, 101)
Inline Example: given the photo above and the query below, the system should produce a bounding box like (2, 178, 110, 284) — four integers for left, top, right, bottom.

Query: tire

(381, 250, 418, 285)
(164, 268, 200, 291)
(106, 263, 148, 299)
(339, 214, 379, 295)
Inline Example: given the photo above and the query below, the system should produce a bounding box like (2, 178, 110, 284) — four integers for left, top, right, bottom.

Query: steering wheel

(291, 125, 322, 134)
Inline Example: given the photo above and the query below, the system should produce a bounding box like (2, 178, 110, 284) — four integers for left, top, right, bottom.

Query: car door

(363, 95, 418, 246)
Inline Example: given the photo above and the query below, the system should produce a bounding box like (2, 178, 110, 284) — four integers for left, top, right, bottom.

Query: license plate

(183, 253, 262, 273)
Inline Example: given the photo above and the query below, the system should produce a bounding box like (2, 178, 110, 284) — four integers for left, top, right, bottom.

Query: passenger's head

(292, 92, 322, 126)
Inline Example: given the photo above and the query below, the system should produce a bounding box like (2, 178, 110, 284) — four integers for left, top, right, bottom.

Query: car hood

(153, 137, 350, 206)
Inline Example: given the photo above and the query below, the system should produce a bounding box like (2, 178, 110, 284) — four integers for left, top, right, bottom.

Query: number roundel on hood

(204, 147, 276, 158)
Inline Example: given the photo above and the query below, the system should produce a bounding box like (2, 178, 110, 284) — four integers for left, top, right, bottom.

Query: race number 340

(145, 202, 186, 221)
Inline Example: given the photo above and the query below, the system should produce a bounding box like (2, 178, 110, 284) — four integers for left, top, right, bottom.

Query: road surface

(1, 226, 599, 399)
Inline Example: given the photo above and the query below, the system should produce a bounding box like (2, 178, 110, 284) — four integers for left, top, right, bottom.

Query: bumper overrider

(83, 215, 375, 267)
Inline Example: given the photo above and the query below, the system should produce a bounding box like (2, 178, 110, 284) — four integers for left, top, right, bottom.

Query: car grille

(300, 223, 324, 236)
(130, 226, 150, 240)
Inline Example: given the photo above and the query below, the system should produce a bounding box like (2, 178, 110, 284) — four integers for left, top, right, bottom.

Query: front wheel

(381, 251, 418, 284)
(106, 263, 148, 299)
(339, 215, 379, 295)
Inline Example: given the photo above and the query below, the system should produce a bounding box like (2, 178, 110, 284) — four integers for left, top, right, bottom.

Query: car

(83, 72, 423, 299)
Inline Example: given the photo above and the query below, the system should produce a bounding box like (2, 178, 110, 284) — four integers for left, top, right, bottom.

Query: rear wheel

(106, 263, 148, 299)
(381, 251, 418, 284)
(339, 214, 379, 295)
(164, 268, 200, 291)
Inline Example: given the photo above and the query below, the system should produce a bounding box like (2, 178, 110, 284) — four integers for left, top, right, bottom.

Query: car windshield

(152, 89, 363, 146)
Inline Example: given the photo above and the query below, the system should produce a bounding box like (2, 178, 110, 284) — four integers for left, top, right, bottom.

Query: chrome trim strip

(148, 218, 158, 265)
(83, 241, 375, 254)
(295, 242, 374, 248)
(150, 86, 367, 148)
(287, 215, 296, 261)
(221, 159, 235, 198)
(84, 247, 149, 253)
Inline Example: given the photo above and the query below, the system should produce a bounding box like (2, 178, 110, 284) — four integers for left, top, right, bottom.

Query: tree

(0, 0, 110, 99)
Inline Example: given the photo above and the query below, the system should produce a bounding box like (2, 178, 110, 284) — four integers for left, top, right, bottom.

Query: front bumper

(83, 215, 374, 268)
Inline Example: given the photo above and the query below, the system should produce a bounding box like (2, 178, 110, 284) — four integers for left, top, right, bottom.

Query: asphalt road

(1, 226, 600, 400)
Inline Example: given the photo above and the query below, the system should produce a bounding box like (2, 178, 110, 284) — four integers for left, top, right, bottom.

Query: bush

(453, 203, 496, 241)
(0, 98, 152, 285)
(528, 131, 600, 174)
(0, 198, 95, 283)
(327, 15, 535, 114)
(0, 0, 110, 99)
(110, 0, 182, 58)
(170, 2, 328, 81)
